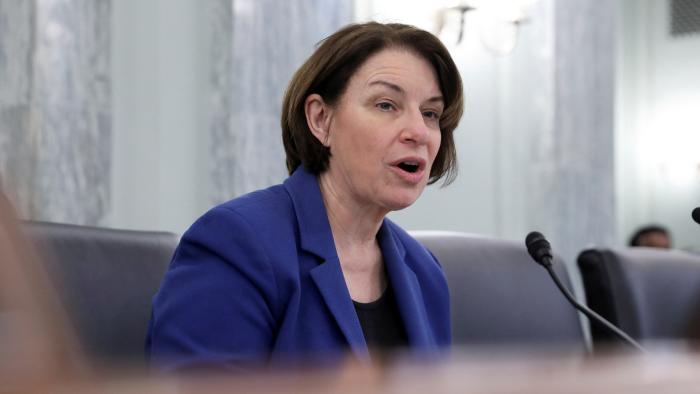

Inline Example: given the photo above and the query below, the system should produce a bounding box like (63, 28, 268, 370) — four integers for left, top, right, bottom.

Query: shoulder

(217, 184, 293, 225)
(188, 184, 295, 240)
(150, 185, 296, 350)
(175, 183, 300, 292)
(169, 183, 296, 281)
(174, 183, 302, 296)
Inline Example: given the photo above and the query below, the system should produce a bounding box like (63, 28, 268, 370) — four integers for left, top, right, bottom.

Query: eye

(376, 101, 396, 112)
(423, 110, 441, 120)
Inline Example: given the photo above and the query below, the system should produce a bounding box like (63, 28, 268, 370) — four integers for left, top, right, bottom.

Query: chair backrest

(411, 231, 585, 349)
(578, 247, 700, 346)
(23, 221, 178, 366)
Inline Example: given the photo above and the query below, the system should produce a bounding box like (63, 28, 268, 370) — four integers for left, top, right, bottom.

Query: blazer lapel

(283, 168, 369, 360)
(310, 257, 369, 359)
(377, 221, 435, 350)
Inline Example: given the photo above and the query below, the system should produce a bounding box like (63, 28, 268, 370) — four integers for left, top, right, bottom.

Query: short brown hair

(281, 22, 464, 185)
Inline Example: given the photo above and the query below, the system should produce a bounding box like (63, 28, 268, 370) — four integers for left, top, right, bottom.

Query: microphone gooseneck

(692, 207, 700, 225)
(524, 232, 646, 353)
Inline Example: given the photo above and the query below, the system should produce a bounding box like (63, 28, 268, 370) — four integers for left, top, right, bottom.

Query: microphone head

(525, 231, 553, 267)
(693, 207, 700, 225)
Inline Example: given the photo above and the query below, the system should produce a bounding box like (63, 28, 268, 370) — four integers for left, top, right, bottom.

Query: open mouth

(390, 158, 426, 184)
(397, 161, 420, 173)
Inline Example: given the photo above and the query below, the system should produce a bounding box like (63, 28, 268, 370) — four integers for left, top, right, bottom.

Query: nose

(399, 109, 430, 145)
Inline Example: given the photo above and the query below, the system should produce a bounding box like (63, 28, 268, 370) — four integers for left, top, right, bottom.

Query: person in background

(629, 225, 672, 249)
(146, 21, 464, 370)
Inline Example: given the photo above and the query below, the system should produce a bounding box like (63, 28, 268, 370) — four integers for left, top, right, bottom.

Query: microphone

(693, 207, 700, 225)
(525, 231, 645, 352)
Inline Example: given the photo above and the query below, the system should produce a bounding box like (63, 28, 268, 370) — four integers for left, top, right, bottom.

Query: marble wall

(545, 0, 616, 264)
(0, 0, 616, 246)
(0, 1, 35, 216)
(1, 0, 352, 226)
(0, 0, 111, 225)
(207, 0, 353, 204)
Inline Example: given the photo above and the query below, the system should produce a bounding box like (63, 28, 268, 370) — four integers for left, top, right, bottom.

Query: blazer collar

(377, 221, 435, 350)
(284, 168, 369, 359)
(283, 167, 434, 356)
(283, 167, 337, 259)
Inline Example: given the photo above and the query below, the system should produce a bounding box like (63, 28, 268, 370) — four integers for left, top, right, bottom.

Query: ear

(304, 94, 333, 147)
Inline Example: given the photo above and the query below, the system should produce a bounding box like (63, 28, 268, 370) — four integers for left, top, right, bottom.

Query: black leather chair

(23, 221, 179, 366)
(411, 231, 585, 350)
(578, 247, 700, 347)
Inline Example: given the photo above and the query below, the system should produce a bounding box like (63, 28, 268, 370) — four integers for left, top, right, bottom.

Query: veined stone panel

(0, 1, 37, 216)
(0, 0, 111, 225)
(208, 0, 352, 204)
(544, 0, 616, 263)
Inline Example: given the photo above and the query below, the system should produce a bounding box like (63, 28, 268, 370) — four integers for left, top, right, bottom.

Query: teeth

(402, 161, 418, 166)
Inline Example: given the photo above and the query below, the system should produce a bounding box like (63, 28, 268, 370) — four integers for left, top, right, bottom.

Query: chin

(384, 192, 422, 212)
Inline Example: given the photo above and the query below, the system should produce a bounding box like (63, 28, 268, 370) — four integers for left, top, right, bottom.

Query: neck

(318, 172, 387, 253)
(318, 171, 388, 302)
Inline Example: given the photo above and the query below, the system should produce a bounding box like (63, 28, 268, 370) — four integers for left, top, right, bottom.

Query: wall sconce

(436, 0, 540, 56)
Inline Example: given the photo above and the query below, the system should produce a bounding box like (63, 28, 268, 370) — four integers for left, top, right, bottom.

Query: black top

(353, 283, 408, 353)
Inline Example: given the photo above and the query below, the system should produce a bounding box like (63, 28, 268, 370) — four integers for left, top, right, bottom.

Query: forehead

(645, 231, 668, 240)
(347, 48, 441, 95)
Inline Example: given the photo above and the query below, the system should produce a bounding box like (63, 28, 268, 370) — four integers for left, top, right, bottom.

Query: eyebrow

(368, 80, 444, 105)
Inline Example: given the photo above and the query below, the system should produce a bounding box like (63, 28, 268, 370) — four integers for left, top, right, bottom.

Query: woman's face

(320, 48, 444, 213)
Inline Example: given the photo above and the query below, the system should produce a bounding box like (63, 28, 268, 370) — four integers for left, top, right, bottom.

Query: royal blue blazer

(146, 167, 451, 369)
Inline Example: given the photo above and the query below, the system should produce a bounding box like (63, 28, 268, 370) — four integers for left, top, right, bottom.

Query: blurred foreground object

(47, 350, 700, 393)
(0, 192, 86, 391)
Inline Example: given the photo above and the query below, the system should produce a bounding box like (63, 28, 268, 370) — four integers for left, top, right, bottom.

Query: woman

(147, 22, 464, 369)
